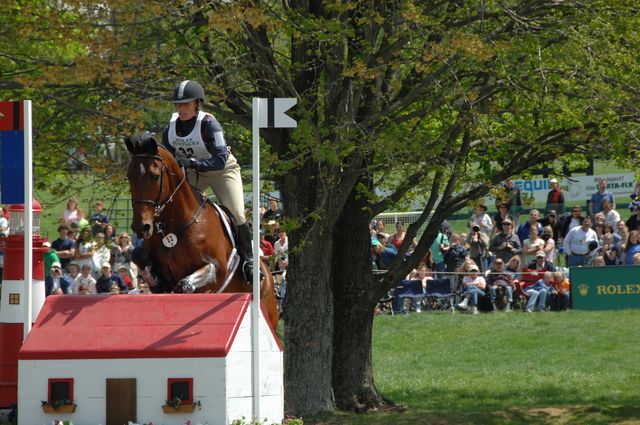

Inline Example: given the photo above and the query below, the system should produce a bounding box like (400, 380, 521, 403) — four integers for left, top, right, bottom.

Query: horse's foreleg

(175, 262, 218, 293)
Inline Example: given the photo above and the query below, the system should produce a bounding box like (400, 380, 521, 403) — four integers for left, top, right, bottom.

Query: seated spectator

(259, 230, 275, 264)
(66, 262, 80, 283)
(96, 262, 128, 294)
(592, 256, 605, 266)
(485, 258, 515, 312)
(550, 271, 571, 311)
(524, 271, 552, 313)
(77, 284, 90, 295)
(117, 264, 134, 290)
(73, 264, 97, 294)
(633, 252, 640, 265)
(394, 264, 432, 314)
(45, 262, 72, 296)
(456, 263, 486, 315)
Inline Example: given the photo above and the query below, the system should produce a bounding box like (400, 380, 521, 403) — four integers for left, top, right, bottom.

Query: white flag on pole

(255, 98, 297, 128)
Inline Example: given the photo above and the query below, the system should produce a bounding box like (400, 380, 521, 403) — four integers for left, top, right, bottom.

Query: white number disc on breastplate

(163, 233, 178, 248)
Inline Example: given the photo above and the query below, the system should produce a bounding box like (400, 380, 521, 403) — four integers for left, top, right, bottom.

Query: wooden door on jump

(106, 378, 136, 425)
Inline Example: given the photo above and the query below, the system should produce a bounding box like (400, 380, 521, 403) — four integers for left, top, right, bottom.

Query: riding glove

(178, 158, 197, 169)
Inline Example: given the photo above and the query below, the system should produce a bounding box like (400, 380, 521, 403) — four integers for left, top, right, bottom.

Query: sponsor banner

(571, 265, 640, 310)
(512, 173, 636, 204)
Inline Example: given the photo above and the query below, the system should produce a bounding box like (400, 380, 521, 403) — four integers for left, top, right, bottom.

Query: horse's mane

(125, 131, 168, 157)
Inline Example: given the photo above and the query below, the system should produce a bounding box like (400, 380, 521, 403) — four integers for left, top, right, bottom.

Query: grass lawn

(305, 310, 640, 424)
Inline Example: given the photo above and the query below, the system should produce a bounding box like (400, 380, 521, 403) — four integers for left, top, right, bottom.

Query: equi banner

(571, 266, 640, 310)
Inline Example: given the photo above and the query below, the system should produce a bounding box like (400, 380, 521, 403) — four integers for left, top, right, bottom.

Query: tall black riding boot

(237, 223, 261, 284)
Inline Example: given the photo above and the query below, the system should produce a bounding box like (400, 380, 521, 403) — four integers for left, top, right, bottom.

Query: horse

(124, 131, 279, 330)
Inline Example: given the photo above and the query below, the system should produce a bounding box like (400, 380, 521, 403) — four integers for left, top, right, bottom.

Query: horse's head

(125, 131, 184, 239)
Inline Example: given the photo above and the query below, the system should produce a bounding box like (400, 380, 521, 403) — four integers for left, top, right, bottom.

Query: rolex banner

(571, 266, 640, 310)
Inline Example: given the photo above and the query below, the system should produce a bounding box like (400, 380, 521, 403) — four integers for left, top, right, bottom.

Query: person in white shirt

(601, 199, 621, 229)
(73, 264, 97, 294)
(563, 216, 598, 267)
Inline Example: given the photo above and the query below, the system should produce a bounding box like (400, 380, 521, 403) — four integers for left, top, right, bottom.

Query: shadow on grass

(304, 404, 640, 424)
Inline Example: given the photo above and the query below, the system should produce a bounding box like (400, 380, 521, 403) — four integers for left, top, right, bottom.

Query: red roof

(19, 293, 253, 360)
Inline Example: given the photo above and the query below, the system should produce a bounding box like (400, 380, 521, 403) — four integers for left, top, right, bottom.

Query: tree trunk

(283, 225, 336, 416)
(331, 182, 394, 412)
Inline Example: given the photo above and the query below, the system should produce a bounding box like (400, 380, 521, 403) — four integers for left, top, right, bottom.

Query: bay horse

(124, 131, 278, 330)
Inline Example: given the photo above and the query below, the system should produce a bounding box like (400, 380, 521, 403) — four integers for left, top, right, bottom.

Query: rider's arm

(195, 116, 229, 172)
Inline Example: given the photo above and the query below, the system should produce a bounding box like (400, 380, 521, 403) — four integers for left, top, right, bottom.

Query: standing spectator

(563, 216, 598, 267)
(456, 263, 486, 315)
(0, 207, 8, 236)
(539, 210, 561, 245)
(522, 225, 545, 265)
(262, 199, 284, 222)
(490, 219, 522, 263)
(491, 204, 513, 238)
(593, 212, 606, 242)
(96, 262, 128, 294)
(467, 203, 493, 236)
(66, 262, 80, 283)
(545, 178, 565, 214)
(485, 258, 515, 312)
(430, 225, 450, 276)
(104, 224, 116, 244)
(259, 230, 275, 263)
(387, 222, 417, 254)
(601, 199, 621, 229)
(91, 233, 111, 273)
(89, 201, 110, 236)
(601, 233, 619, 265)
(625, 204, 640, 232)
(374, 220, 389, 239)
(45, 261, 72, 296)
(516, 209, 543, 245)
(60, 197, 85, 227)
(443, 234, 467, 276)
(541, 226, 556, 265)
(273, 229, 289, 272)
(466, 225, 491, 272)
(43, 241, 60, 277)
(589, 179, 615, 219)
(73, 227, 95, 274)
(623, 230, 640, 265)
(73, 264, 97, 294)
(498, 179, 523, 225)
(51, 225, 76, 271)
(374, 234, 397, 270)
(560, 205, 585, 239)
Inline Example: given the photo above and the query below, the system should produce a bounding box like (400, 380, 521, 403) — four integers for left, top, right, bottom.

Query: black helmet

(171, 80, 205, 103)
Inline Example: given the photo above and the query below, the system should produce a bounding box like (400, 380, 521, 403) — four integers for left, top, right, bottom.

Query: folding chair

(422, 277, 455, 312)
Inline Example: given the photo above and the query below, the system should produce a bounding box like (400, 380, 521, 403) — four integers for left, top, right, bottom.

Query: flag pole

(251, 97, 261, 419)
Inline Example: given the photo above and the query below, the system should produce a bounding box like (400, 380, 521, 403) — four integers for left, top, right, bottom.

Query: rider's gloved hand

(178, 158, 197, 169)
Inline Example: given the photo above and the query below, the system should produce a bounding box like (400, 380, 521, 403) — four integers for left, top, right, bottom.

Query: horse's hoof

(176, 281, 195, 293)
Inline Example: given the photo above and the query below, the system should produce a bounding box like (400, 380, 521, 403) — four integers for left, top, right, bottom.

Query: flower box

(41, 403, 77, 413)
(161, 403, 196, 413)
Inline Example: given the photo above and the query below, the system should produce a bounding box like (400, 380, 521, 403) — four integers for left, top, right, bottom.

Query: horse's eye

(150, 173, 160, 182)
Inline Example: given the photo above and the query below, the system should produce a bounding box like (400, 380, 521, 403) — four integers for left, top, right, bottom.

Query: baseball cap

(43, 241, 52, 248)
(502, 219, 512, 225)
(550, 178, 558, 184)
(547, 210, 557, 216)
(469, 265, 479, 272)
(536, 250, 545, 258)
(101, 262, 112, 269)
(51, 261, 62, 269)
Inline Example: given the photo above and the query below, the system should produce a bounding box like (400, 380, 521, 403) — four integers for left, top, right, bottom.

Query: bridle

(130, 154, 187, 218)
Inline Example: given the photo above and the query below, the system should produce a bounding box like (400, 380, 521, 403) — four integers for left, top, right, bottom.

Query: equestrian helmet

(171, 80, 205, 103)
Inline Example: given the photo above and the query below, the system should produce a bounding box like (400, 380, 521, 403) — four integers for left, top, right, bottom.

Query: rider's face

(176, 101, 198, 121)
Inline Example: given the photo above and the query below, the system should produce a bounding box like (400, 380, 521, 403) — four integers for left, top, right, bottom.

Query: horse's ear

(148, 135, 158, 154)
(124, 136, 136, 154)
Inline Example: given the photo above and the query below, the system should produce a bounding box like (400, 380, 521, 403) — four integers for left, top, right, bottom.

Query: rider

(161, 79, 256, 284)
